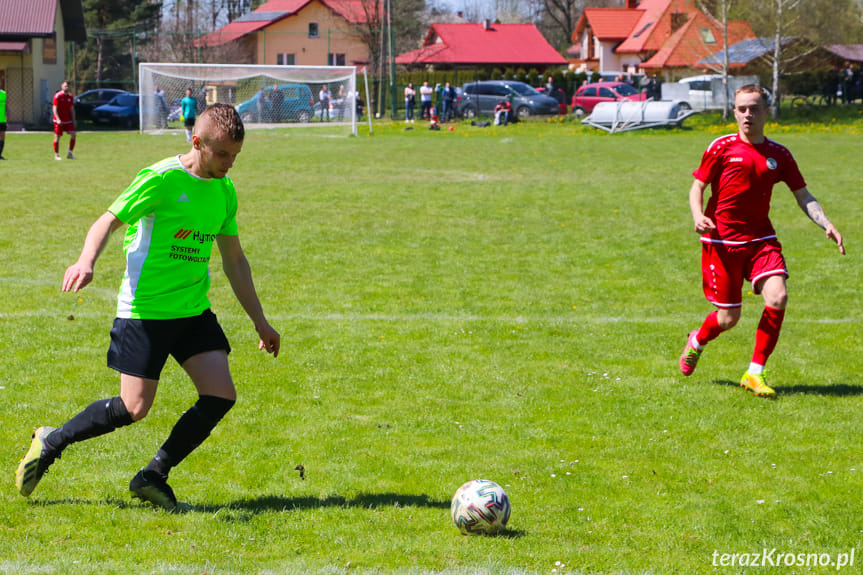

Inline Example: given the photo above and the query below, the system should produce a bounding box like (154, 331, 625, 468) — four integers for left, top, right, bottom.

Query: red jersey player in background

(53, 80, 76, 160)
(679, 85, 845, 397)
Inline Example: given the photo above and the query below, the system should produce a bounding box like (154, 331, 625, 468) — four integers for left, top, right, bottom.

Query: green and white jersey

(109, 155, 239, 319)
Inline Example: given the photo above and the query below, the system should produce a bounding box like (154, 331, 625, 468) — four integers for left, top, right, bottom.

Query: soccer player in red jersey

(679, 85, 845, 397)
(53, 80, 77, 160)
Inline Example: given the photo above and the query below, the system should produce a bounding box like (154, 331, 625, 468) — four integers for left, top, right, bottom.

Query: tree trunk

(96, 35, 104, 87)
(721, 0, 729, 120)
(771, 0, 782, 119)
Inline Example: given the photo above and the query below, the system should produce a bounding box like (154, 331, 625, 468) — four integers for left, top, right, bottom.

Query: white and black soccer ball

(450, 479, 511, 535)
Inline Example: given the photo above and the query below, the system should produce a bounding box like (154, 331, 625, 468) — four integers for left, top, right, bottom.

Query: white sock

(690, 333, 702, 350)
(748, 363, 764, 375)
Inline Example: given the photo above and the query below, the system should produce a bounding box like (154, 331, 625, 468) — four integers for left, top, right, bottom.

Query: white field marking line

(0, 309, 856, 324)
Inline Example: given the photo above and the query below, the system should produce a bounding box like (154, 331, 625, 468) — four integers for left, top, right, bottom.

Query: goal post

(138, 63, 358, 136)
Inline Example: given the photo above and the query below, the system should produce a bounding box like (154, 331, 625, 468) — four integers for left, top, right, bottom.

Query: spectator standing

(336, 84, 346, 121)
(354, 91, 364, 118)
(640, 75, 656, 100)
(420, 81, 433, 120)
(269, 85, 283, 122)
(842, 62, 855, 104)
(441, 82, 456, 122)
(53, 81, 77, 160)
(255, 87, 268, 123)
(319, 85, 331, 122)
(153, 85, 168, 129)
(823, 65, 840, 106)
(404, 82, 416, 123)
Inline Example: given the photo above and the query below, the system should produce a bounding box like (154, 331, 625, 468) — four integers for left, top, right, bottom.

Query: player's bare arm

(62, 212, 124, 292)
(216, 234, 281, 357)
(791, 187, 846, 255)
(689, 179, 715, 234)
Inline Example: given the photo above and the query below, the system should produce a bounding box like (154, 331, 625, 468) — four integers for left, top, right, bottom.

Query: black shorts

(184, 116, 195, 129)
(0, 122, 6, 132)
(107, 309, 231, 380)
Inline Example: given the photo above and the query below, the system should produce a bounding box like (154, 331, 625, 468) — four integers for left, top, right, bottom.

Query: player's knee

(717, 310, 740, 330)
(123, 399, 152, 422)
(196, 395, 236, 425)
(764, 290, 787, 309)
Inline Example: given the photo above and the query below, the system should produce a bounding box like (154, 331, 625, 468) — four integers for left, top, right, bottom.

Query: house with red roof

(569, 0, 755, 79)
(395, 21, 567, 70)
(0, 0, 85, 127)
(197, 0, 375, 67)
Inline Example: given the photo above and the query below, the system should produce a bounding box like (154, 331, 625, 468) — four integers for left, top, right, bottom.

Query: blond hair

(735, 84, 769, 106)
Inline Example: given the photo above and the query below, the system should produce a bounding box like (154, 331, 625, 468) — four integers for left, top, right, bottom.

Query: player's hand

(257, 322, 281, 358)
(62, 261, 94, 292)
(826, 225, 845, 255)
(693, 215, 716, 234)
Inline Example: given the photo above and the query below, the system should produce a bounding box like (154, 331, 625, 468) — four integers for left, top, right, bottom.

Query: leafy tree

(75, 0, 161, 89)
(743, 0, 863, 117)
(392, 0, 426, 55)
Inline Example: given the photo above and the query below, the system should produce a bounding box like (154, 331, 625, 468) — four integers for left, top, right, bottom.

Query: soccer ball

(450, 479, 511, 535)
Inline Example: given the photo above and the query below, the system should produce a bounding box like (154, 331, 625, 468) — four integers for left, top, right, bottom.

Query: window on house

(277, 53, 296, 66)
(309, 23, 319, 38)
(328, 53, 346, 66)
(700, 28, 716, 44)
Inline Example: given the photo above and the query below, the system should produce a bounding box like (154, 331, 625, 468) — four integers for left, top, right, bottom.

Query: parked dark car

(235, 84, 314, 123)
(571, 82, 648, 117)
(457, 81, 559, 120)
(74, 89, 129, 120)
(91, 93, 140, 128)
(536, 86, 568, 115)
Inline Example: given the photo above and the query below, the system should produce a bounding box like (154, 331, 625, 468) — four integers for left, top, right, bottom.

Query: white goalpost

(138, 63, 359, 136)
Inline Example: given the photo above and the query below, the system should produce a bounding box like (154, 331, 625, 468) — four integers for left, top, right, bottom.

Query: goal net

(138, 63, 359, 136)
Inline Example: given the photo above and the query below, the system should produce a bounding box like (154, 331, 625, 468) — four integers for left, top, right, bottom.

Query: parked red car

(571, 82, 647, 117)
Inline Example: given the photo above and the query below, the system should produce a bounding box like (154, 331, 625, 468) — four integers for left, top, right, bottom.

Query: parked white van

(674, 74, 767, 110)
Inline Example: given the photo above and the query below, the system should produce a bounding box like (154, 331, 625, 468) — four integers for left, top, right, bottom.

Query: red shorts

(701, 239, 787, 308)
(54, 121, 75, 136)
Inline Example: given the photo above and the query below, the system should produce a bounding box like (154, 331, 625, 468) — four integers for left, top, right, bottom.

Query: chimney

(483, 18, 491, 30)
(626, 0, 637, 8)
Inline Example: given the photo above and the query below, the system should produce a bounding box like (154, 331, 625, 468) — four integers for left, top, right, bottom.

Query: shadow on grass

(32, 492, 451, 515)
(712, 380, 863, 396)
(193, 492, 451, 516)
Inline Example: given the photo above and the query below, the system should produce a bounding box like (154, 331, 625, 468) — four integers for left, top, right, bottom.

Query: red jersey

(693, 133, 806, 245)
(53, 91, 75, 125)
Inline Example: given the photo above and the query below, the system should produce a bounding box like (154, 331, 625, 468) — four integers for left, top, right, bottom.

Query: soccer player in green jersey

(15, 104, 281, 510)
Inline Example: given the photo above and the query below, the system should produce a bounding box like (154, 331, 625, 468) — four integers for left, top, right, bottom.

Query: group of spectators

(822, 62, 862, 104)
(404, 81, 458, 123)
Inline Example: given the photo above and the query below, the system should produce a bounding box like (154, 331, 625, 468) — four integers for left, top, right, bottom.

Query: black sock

(0, 140, 5, 156)
(45, 396, 133, 453)
(145, 395, 235, 478)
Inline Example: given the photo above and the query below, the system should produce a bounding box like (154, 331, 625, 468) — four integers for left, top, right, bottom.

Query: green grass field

(0, 115, 860, 574)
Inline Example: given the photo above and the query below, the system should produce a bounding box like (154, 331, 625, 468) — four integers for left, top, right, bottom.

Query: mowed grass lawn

(0, 117, 860, 574)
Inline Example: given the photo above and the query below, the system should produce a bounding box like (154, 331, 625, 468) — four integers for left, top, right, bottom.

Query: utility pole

(388, 0, 396, 119)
